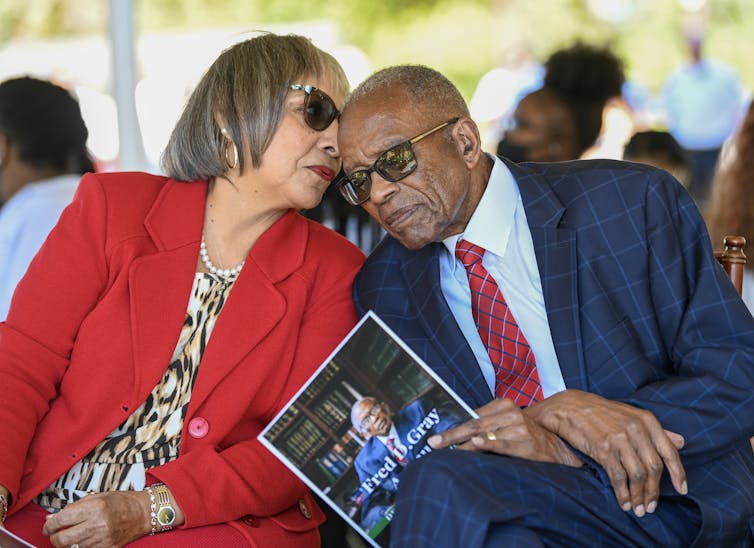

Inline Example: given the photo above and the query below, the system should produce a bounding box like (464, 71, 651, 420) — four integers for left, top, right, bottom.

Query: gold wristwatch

(152, 483, 176, 532)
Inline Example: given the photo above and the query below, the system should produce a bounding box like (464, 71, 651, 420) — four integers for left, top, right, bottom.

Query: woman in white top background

(0, 76, 94, 320)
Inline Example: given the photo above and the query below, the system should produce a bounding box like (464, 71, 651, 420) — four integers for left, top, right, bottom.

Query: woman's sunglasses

(289, 84, 340, 131)
(335, 118, 459, 205)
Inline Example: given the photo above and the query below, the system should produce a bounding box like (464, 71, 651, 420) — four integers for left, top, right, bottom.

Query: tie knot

(455, 239, 485, 269)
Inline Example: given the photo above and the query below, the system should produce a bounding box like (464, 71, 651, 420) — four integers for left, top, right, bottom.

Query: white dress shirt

(439, 155, 565, 398)
(0, 174, 80, 320)
(377, 423, 409, 464)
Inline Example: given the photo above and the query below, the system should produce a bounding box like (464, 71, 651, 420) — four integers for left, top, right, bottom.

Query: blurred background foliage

(1, 0, 752, 101)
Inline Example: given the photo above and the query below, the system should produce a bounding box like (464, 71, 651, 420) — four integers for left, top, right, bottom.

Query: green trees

(2, 0, 752, 101)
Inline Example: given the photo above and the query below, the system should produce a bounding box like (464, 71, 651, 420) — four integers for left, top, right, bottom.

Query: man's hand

(42, 491, 151, 548)
(525, 389, 687, 517)
(428, 398, 584, 467)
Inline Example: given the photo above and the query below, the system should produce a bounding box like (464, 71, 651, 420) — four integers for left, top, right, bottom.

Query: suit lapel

(507, 160, 587, 389)
(129, 182, 298, 410)
(187, 210, 303, 411)
(186, 262, 285, 410)
(129, 180, 207, 401)
(401, 244, 493, 407)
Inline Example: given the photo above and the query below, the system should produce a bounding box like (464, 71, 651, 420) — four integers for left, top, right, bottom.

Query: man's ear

(453, 117, 482, 167)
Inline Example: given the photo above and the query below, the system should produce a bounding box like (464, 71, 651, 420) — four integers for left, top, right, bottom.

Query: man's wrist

(524, 390, 571, 434)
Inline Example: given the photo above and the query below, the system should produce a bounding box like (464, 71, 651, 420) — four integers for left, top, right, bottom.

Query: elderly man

(350, 398, 426, 530)
(335, 64, 754, 547)
(350, 397, 463, 532)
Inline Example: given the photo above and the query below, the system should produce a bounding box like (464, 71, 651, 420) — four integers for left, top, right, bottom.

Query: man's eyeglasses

(359, 403, 385, 432)
(289, 84, 340, 131)
(336, 117, 460, 205)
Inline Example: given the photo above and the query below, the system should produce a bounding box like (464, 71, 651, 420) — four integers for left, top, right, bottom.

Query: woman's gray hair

(344, 64, 469, 120)
(161, 32, 348, 182)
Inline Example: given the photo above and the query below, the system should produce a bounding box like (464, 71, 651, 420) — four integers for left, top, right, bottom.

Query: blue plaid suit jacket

(353, 158, 754, 545)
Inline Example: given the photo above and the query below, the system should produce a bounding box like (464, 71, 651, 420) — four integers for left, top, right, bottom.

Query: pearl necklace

(200, 236, 245, 279)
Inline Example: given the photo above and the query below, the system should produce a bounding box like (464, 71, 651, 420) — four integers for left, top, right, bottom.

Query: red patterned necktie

(455, 239, 543, 406)
(386, 437, 408, 465)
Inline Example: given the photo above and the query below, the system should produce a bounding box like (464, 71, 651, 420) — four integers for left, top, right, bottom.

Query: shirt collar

(442, 154, 518, 266)
(376, 423, 400, 444)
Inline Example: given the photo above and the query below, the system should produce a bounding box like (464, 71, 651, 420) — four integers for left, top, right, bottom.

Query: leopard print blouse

(35, 272, 234, 510)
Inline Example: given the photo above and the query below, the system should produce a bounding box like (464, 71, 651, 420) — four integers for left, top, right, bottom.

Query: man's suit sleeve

(353, 270, 369, 317)
(354, 442, 373, 484)
(619, 169, 754, 464)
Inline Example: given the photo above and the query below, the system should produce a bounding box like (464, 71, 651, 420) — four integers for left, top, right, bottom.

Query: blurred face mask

(496, 137, 531, 163)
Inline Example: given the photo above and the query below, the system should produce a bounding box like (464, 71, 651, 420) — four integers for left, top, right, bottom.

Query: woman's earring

(220, 128, 239, 170)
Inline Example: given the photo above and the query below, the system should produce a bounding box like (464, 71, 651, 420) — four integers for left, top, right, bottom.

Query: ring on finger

(485, 431, 497, 441)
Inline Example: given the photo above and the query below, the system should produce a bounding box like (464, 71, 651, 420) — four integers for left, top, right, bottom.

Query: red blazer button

(188, 417, 209, 438)
(241, 515, 259, 527)
(298, 499, 312, 519)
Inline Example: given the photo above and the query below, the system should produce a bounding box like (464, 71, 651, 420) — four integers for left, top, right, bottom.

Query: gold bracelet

(146, 483, 175, 533)
(146, 485, 158, 535)
(153, 483, 175, 532)
(0, 493, 8, 524)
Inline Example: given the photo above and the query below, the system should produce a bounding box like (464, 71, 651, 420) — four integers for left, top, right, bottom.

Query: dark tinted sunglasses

(289, 84, 340, 131)
(336, 118, 459, 205)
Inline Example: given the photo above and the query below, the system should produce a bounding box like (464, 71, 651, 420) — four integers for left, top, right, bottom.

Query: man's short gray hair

(344, 64, 469, 120)
(350, 396, 376, 433)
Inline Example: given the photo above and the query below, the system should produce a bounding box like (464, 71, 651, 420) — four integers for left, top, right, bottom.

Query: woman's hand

(525, 389, 687, 518)
(427, 398, 584, 467)
(42, 491, 152, 548)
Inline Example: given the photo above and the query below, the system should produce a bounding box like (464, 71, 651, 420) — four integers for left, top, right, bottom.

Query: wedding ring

(485, 431, 497, 441)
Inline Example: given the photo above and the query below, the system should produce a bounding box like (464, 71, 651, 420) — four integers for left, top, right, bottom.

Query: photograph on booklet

(259, 311, 475, 547)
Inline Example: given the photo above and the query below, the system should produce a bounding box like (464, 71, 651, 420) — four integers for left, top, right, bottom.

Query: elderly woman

(0, 33, 364, 547)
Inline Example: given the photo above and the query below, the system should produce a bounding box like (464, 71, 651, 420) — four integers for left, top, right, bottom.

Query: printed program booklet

(258, 311, 477, 547)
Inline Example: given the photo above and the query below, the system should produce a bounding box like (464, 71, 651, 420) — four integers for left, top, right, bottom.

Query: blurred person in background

(622, 130, 691, 189)
(496, 42, 625, 163)
(705, 99, 754, 314)
(662, 32, 746, 206)
(0, 32, 364, 547)
(0, 76, 94, 321)
(469, 43, 544, 150)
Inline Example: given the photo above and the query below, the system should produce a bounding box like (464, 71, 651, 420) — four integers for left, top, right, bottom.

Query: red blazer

(0, 172, 365, 545)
